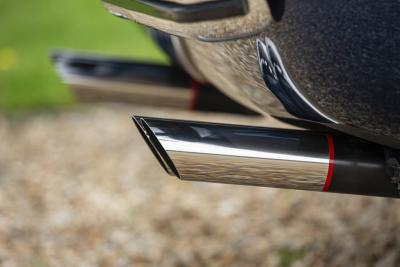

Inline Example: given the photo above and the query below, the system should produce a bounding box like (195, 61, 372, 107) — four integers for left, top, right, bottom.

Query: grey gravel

(1, 104, 400, 267)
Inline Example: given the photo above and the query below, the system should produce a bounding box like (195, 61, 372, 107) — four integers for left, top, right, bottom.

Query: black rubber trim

(103, 0, 249, 23)
(328, 136, 398, 198)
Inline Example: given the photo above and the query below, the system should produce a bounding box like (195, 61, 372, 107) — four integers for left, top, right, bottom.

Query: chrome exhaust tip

(134, 116, 330, 190)
(133, 116, 399, 198)
(52, 51, 258, 116)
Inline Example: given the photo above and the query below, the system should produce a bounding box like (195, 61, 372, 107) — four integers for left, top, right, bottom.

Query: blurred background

(0, 0, 167, 111)
(1, 1, 400, 266)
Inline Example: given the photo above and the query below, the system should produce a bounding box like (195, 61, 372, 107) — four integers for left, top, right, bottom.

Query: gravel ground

(1, 104, 400, 267)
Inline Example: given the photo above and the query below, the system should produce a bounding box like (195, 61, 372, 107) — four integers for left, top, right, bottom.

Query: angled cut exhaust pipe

(134, 116, 400, 198)
(52, 52, 257, 115)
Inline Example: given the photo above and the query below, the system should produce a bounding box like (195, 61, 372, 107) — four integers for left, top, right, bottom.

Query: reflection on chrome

(102, 0, 270, 41)
(134, 116, 330, 191)
(159, 138, 328, 164)
(257, 38, 338, 123)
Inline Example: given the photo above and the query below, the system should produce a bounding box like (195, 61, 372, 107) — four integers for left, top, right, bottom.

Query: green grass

(278, 248, 305, 267)
(0, 0, 168, 111)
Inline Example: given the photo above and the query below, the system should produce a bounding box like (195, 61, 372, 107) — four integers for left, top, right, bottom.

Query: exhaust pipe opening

(133, 116, 180, 178)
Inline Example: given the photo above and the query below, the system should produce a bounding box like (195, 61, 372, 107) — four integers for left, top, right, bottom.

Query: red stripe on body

(189, 80, 200, 110)
(323, 134, 335, 192)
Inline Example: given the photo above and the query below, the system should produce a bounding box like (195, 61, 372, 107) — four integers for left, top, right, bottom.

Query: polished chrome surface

(257, 38, 338, 123)
(65, 76, 191, 107)
(102, 0, 248, 23)
(53, 52, 191, 108)
(102, 0, 271, 41)
(134, 117, 330, 191)
(170, 36, 205, 82)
